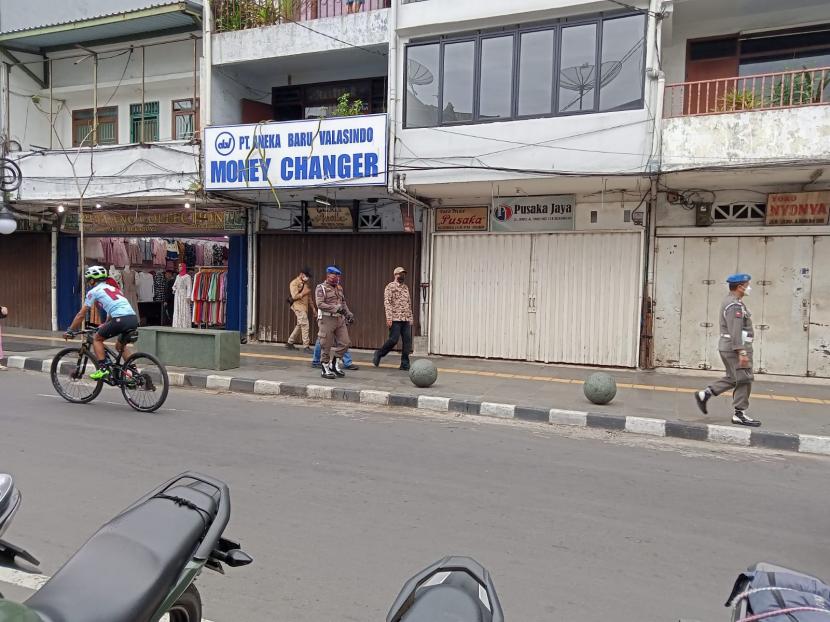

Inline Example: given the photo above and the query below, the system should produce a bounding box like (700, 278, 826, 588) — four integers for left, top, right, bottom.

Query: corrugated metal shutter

(257, 233, 421, 349)
(430, 232, 642, 367)
(431, 234, 531, 359)
(0, 232, 51, 330)
(532, 232, 642, 367)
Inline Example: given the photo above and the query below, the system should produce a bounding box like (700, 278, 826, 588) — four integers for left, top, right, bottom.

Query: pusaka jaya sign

(204, 113, 388, 190)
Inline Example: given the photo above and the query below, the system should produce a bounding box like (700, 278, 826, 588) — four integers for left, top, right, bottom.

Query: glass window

(518, 29, 554, 116)
(558, 23, 598, 113)
(441, 40, 475, 123)
(405, 44, 440, 128)
(599, 15, 646, 111)
(173, 98, 198, 140)
(72, 106, 118, 147)
(479, 35, 514, 120)
(130, 101, 160, 143)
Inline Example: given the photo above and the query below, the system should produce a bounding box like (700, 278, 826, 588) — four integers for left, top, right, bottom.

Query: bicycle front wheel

(120, 352, 169, 413)
(50, 347, 103, 404)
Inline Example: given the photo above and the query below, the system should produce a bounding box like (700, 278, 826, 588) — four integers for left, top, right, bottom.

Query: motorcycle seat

(401, 585, 485, 622)
(25, 482, 218, 622)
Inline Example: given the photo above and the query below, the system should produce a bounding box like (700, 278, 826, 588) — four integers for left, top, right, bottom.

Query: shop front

(0, 222, 52, 330)
(56, 206, 248, 334)
(653, 190, 830, 378)
(426, 196, 644, 368)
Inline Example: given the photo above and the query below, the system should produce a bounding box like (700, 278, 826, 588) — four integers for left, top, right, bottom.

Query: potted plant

(717, 88, 760, 112)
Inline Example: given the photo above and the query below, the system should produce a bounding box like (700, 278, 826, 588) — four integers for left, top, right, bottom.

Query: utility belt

(318, 311, 341, 319)
(721, 333, 753, 343)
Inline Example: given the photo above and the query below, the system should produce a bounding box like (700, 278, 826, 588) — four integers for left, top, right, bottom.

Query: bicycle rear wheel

(120, 352, 169, 412)
(50, 347, 103, 404)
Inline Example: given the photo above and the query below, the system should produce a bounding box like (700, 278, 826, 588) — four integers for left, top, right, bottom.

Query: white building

(651, 0, 830, 378)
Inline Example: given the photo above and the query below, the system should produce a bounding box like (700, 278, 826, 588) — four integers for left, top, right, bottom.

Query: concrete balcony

(211, 0, 390, 65)
(661, 67, 830, 171)
(11, 141, 200, 203)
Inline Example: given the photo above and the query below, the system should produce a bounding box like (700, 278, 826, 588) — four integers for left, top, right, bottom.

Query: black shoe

(286, 343, 297, 350)
(372, 350, 381, 367)
(303, 346, 312, 353)
(320, 363, 335, 379)
(732, 410, 761, 427)
(346, 364, 359, 371)
(694, 389, 710, 415)
(331, 357, 346, 378)
(399, 362, 410, 371)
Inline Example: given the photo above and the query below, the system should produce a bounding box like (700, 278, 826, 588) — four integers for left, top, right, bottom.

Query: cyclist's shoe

(89, 366, 111, 381)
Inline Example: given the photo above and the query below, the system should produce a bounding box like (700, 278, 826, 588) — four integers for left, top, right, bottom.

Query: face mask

(396, 274, 405, 282)
(744, 285, 752, 296)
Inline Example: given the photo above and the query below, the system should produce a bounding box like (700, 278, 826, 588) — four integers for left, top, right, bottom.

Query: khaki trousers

(288, 308, 310, 346)
(709, 350, 753, 411)
(318, 315, 350, 363)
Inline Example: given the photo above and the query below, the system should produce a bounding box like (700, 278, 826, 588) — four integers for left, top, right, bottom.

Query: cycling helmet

(84, 265, 108, 281)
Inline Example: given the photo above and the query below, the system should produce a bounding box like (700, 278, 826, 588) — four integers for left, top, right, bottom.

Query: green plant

(717, 88, 760, 112)
(332, 92, 365, 117)
(769, 68, 829, 107)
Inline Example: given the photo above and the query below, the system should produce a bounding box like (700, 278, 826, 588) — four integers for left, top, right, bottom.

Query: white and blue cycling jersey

(84, 282, 135, 318)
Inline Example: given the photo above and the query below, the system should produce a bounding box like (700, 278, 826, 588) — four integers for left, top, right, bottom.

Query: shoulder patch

(735, 310, 742, 318)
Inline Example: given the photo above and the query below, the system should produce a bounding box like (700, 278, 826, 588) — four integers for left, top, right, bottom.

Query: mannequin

(171, 262, 193, 329)
(120, 264, 139, 313)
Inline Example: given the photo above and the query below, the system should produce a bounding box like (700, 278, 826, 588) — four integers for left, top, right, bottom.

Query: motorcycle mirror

(224, 549, 253, 567)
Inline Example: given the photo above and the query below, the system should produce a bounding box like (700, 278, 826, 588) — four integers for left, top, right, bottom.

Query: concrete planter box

(138, 327, 240, 371)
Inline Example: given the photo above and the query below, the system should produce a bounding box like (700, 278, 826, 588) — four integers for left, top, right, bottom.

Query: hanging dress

(120, 267, 139, 314)
(172, 273, 193, 329)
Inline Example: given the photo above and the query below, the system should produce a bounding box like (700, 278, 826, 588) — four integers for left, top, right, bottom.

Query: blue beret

(726, 273, 751, 284)
(326, 266, 342, 275)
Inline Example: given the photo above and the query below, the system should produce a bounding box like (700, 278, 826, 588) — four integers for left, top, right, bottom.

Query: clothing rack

(191, 266, 229, 329)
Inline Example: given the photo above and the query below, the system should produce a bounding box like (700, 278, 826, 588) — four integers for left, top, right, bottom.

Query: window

(442, 40, 475, 123)
(600, 14, 646, 111)
(273, 78, 386, 122)
(130, 101, 160, 143)
(558, 23, 598, 113)
(479, 36, 514, 120)
(403, 11, 647, 128)
(358, 213, 383, 229)
(173, 99, 199, 140)
(518, 30, 555, 116)
(713, 202, 766, 223)
(405, 44, 441, 127)
(72, 106, 118, 147)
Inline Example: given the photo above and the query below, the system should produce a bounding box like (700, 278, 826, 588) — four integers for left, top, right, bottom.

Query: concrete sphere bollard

(583, 372, 617, 405)
(409, 359, 438, 388)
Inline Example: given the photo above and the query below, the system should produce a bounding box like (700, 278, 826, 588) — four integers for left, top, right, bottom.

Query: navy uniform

(694, 273, 761, 427)
(315, 266, 353, 379)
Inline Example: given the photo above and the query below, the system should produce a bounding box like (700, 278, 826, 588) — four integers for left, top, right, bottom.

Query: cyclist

(64, 265, 139, 380)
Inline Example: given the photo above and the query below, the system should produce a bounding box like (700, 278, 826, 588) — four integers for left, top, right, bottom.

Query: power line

(278, 14, 388, 58)
(606, 0, 663, 19)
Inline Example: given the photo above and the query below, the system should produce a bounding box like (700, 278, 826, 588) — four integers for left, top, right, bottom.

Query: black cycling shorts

(96, 314, 139, 344)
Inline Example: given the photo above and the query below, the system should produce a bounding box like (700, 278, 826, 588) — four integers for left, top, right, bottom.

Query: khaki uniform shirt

(315, 281, 351, 318)
(718, 294, 754, 353)
(289, 276, 312, 313)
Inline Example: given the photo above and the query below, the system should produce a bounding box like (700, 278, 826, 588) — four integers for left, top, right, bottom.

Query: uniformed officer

(694, 273, 761, 427)
(316, 266, 354, 379)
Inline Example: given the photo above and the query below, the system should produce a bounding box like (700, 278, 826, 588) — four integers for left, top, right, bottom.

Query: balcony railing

(213, 0, 390, 32)
(664, 66, 830, 118)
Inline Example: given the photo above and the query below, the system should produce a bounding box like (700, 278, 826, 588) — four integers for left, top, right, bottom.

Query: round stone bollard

(409, 359, 438, 388)
(583, 372, 617, 405)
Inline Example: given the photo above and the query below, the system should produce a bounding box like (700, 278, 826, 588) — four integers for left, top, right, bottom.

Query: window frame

(402, 10, 647, 129)
(172, 98, 200, 141)
(71, 106, 119, 147)
(129, 101, 160, 143)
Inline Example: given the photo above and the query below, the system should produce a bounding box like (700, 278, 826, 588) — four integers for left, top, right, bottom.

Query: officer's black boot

(331, 357, 346, 377)
(694, 387, 712, 414)
(732, 410, 761, 427)
(320, 362, 336, 380)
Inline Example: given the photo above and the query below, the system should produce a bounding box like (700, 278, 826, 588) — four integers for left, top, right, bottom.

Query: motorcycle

(0, 473, 39, 568)
(0, 471, 252, 622)
(387, 556, 503, 622)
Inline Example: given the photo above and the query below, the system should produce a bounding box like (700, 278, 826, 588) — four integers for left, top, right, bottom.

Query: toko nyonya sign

(204, 114, 388, 190)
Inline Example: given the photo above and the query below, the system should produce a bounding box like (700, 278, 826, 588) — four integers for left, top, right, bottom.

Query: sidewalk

(3, 327, 830, 443)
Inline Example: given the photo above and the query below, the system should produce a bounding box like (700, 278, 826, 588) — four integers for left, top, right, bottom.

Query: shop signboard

(204, 114, 388, 190)
(490, 195, 575, 232)
(766, 192, 830, 226)
(62, 208, 246, 235)
(307, 206, 353, 229)
(435, 207, 488, 231)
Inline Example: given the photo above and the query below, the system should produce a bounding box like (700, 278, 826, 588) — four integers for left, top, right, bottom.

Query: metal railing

(664, 66, 830, 118)
(213, 0, 390, 32)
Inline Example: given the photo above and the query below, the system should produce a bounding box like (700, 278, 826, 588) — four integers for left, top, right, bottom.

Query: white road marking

(34, 394, 188, 413)
(0, 567, 216, 621)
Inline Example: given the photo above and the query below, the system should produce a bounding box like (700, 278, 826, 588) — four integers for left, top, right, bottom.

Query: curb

(5, 354, 828, 457)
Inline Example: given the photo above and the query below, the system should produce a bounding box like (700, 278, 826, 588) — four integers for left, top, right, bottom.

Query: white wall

(397, 0, 630, 36)
(212, 9, 389, 65)
(7, 51, 52, 149)
(662, 0, 830, 85)
(211, 67, 264, 126)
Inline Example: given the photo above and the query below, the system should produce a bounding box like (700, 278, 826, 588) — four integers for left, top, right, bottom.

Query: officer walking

(316, 266, 354, 379)
(694, 273, 761, 427)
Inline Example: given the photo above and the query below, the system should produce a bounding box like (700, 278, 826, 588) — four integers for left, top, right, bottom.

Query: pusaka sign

(204, 114, 388, 190)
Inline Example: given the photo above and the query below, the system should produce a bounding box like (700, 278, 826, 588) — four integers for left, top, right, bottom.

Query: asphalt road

(1, 369, 828, 622)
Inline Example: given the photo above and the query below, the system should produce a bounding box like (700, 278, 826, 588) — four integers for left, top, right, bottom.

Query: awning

(0, 1, 202, 55)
